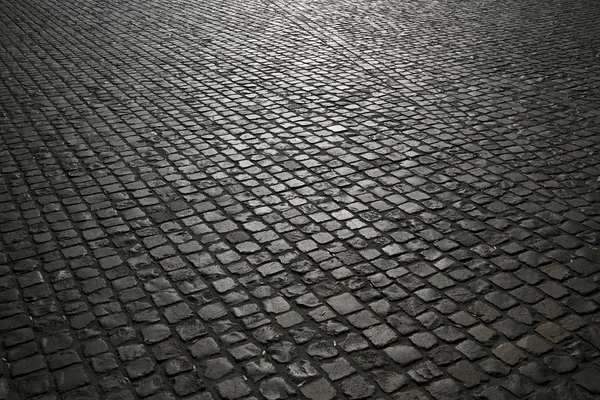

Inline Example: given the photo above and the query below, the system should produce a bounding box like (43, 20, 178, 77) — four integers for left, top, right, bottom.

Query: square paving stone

(383, 345, 422, 366)
(201, 357, 234, 380)
(176, 319, 207, 341)
(126, 356, 156, 380)
(426, 378, 463, 400)
(190, 337, 220, 359)
(258, 377, 296, 399)
(321, 357, 356, 381)
(90, 353, 118, 374)
(134, 374, 164, 398)
(341, 375, 376, 399)
(263, 296, 291, 314)
(173, 373, 205, 396)
(492, 343, 527, 366)
(363, 324, 399, 347)
(275, 311, 303, 328)
(215, 376, 251, 399)
(300, 378, 337, 400)
(164, 302, 193, 324)
(326, 293, 364, 315)
(198, 303, 227, 321)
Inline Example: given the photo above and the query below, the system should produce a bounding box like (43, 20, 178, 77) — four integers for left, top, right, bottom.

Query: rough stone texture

(0, 0, 600, 399)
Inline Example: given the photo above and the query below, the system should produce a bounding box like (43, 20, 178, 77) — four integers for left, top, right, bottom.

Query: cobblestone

(0, 0, 599, 398)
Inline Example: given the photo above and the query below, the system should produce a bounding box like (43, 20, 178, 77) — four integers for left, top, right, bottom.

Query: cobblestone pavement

(1, 0, 600, 399)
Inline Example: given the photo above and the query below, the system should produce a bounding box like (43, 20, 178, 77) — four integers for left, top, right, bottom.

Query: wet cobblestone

(1, 0, 600, 398)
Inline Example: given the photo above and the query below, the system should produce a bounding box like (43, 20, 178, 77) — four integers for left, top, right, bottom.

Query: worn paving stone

(125, 356, 155, 380)
(408, 360, 444, 384)
(1, 0, 600, 398)
(321, 357, 356, 381)
(300, 378, 337, 400)
(341, 375, 376, 399)
(258, 377, 296, 400)
(215, 376, 251, 399)
(244, 359, 276, 382)
(201, 357, 234, 380)
(326, 293, 364, 315)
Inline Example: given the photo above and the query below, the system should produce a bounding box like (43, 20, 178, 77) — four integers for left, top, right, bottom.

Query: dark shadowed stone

(474, 386, 511, 400)
(545, 381, 594, 400)
(448, 360, 488, 388)
(173, 373, 205, 396)
(62, 386, 100, 400)
(519, 362, 555, 385)
(500, 375, 534, 397)
(90, 353, 118, 373)
(126, 357, 155, 380)
(10, 355, 45, 377)
(15, 373, 51, 397)
(543, 355, 578, 374)
(392, 389, 430, 400)
(98, 371, 128, 393)
(134, 374, 164, 398)
(573, 368, 600, 393)
(55, 365, 89, 393)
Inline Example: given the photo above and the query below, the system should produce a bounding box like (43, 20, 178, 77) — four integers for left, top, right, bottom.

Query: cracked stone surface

(1, 0, 600, 399)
